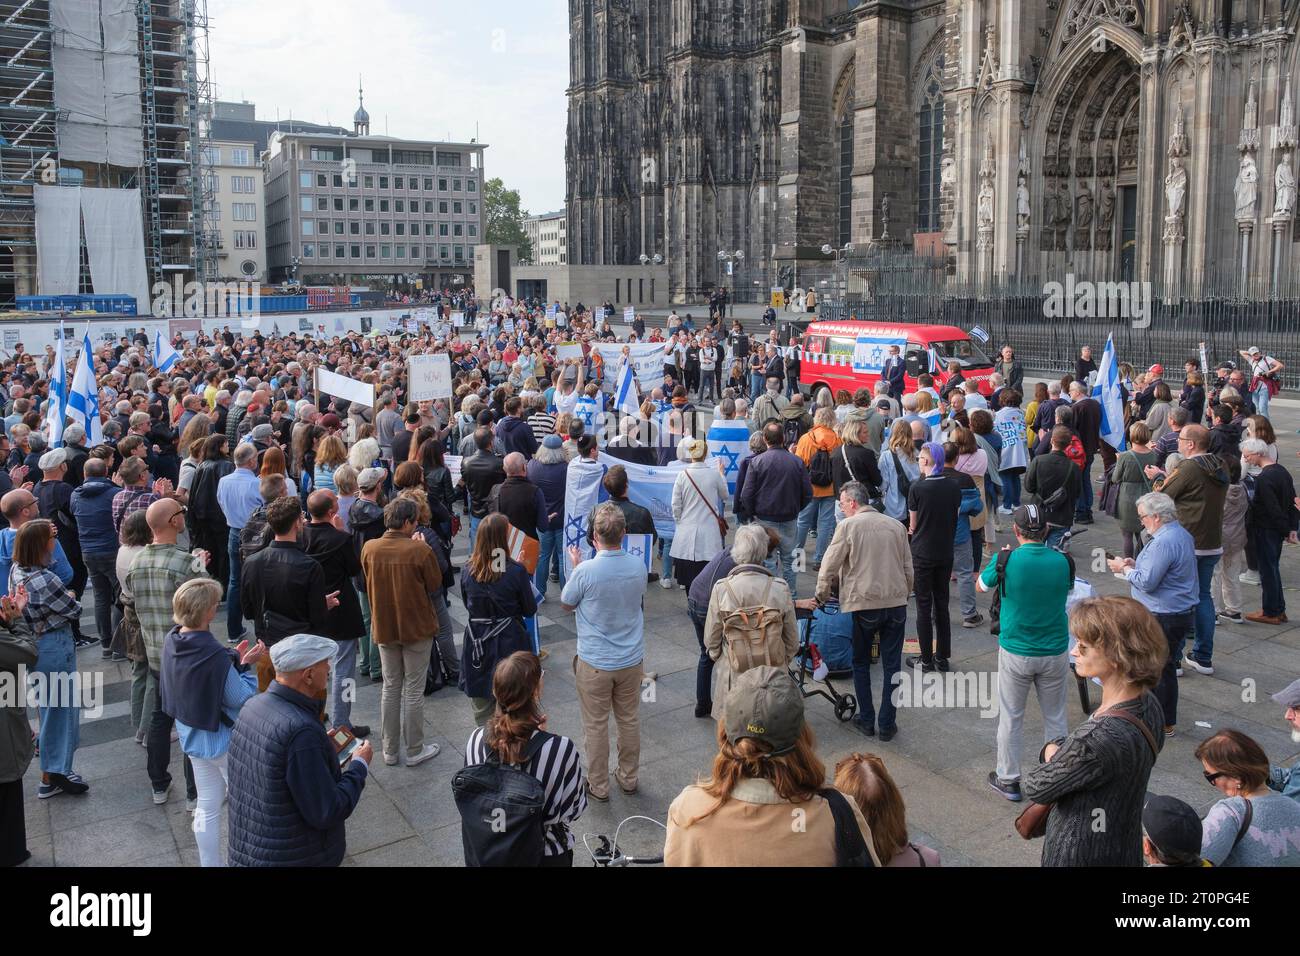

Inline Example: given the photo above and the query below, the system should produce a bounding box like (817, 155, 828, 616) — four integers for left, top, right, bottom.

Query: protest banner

(314, 367, 375, 408)
(590, 341, 665, 393)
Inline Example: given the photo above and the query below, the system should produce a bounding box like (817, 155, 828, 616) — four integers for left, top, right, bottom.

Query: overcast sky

(208, 0, 569, 214)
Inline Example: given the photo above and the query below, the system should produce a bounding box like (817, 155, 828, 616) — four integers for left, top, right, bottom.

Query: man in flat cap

(227, 633, 371, 867)
(1269, 678, 1300, 802)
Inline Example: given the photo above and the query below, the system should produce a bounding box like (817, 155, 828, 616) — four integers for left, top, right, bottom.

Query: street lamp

(639, 252, 663, 266)
(716, 249, 744, 317)
(820, 242, 853, 304)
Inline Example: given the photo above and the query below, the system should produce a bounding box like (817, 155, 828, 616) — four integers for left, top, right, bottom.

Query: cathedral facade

(565, 0, 1300, 301)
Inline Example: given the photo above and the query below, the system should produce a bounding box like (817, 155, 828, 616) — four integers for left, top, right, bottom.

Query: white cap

(269, 634, 338, 674)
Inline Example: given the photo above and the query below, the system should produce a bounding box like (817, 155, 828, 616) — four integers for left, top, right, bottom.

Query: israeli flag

(573, 392, 605, 443)
(613, 360, 640, 418)
(563, 458, 609, 575)
(1093, 332, 1127, 452)
(45, 325, 68, 447)
(706, 417, 752, 495)
(623, 533, 654, 572)
(67, 327, 103, 444)
(969, 325, 990, 344)
(154, 329, 179, 374)
(921, 406, 943, 442)
(927, 346, 942, 375)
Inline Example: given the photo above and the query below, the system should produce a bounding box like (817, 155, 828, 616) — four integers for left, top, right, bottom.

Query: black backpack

(819, 788, 876, 867)
(782, 416, 802, 452)
(453, 731, 555, 867)
(809, 447, 834, 487)
(239, 506, 273, 561)
(988, 546, 1075, 637)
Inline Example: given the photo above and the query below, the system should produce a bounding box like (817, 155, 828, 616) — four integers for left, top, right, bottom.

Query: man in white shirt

(700, 336, 719, 404)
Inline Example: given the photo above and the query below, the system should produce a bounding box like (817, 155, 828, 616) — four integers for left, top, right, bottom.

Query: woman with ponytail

(463, 651, 588, 866)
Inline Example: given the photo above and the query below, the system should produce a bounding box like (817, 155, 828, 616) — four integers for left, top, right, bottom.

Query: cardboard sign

(314, 367, 375, 408)
(407, 353, 453, 402)
(554, 342, 584, 364)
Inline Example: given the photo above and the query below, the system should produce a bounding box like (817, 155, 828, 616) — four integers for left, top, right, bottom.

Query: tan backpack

(718, 571, 787, 674)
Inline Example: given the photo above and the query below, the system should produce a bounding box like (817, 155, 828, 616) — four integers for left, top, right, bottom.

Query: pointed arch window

(916, 61, 945, 232)
(838, 102, 854, 247)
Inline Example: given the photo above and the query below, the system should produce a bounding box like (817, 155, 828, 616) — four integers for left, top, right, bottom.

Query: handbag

(842, 446, 885, 512)
(685, 470, 728, 538)
(1015, 706, 1160, 840)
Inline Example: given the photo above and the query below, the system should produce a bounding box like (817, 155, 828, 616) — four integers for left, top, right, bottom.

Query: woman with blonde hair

(313, 434, 347, 492)
(835, 753, 941, 867)
(670, 437, 729, 592)
(877, 419, 920, 523)
(1021, 596, 1166, 866)
(665, 667, 879, 866)
(462, 651, 588, 867)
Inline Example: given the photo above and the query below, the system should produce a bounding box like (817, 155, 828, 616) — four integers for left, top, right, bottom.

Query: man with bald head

(0, 487, 74, 604)
(491, 451, 549, 543)
(125, 498, 211, 806)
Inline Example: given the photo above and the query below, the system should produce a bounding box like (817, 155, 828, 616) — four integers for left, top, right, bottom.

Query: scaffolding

(0, 0, 57, 300)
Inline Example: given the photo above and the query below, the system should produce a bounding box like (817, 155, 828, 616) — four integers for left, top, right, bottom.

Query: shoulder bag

(685, 470, 728, 538)
(1015, 707, 1160, 840)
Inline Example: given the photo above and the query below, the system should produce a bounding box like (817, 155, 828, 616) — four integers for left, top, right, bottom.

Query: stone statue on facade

(1276, 151, 1297, 218)
(1075, 182, 1094, 228)
(1235, 153, 1259, 220)
(1165, 155, 1188, 221)
(1016, 172, 1030, 230)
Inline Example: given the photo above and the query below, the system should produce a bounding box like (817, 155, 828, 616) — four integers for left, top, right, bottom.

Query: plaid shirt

(125, 543, 207, 670)
(113, 487, 160, 536)
(11, 564, 81, 635)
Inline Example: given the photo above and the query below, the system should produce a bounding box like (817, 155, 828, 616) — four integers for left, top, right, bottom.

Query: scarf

(160, 626, 240, 733)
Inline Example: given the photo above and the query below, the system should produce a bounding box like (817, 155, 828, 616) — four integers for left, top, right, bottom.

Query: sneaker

(58, 773, 89, 795)
(987, 772, 1023, 802)
(406, 743, 441, 767)
(934, 657, 951, 672)
(38, 780, 64, 799)
(1074, 514, 1094, 525)
(152, 782, 172, 805)
(549, 572, 560, 583)
(111, 652, 127, 662)
(383, 753, 400, 766)
(1217, 610, 1244, 624)
(186, 797, 198, 813)
(997, 506, 1013, 515)
(962, 613, 985, 629)
(227, 628, 249, 645)
(1164, 726, 1176, 738)
(659, 577, 675, 590)
(1182, 656, 1214, 675)
(905, 656, 935, 673)
(694, 702, 713, 719)
(1239, 570, 1261, 585)
(585, 781, 609, 802)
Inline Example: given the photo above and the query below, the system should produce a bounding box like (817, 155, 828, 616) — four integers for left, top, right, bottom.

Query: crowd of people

(0, 300, 1297, 870)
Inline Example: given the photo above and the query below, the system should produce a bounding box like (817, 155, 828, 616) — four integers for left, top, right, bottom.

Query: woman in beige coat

(704, 524, 799, 719)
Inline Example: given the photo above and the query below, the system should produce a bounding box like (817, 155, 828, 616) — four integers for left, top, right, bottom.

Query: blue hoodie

(71, 476, 120, 556)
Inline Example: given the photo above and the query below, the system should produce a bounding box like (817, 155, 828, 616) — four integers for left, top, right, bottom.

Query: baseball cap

(1149, 363, 1164, 376)
(1011, 503, 1046, 533)
(1271, 677, 1300, 710)
(723, 666, 805, 756)
(357, 467, 386, 490)
(1247, 346, 1262, 357)
(542, 434, 563, 450)
(250, 423, 273, 442)
(1142, 794, 1202, 861)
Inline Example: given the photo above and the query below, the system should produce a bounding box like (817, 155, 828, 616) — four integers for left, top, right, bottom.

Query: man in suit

(882, 345, 906, 401)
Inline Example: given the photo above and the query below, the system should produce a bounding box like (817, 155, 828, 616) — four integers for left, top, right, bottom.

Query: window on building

(396, 244, 405, 259)
(394, 177, 403, 189)
(335, 244, 346, 258)
(411, 221, 420, 235)
(439, 201, 448, 214)
(246, 231, 258, 248)
(379, 176, 389, 189)
(438, 178, 447, 191)
(395, 200, 405, 213)
(454, 245, 463, 260)
(469, 202, 477, 214)
(302, 220, 314, 236)
(351, 244, 361, 259)
(365, 199, 375, 212)
(364, 175, 374, 188)
(439, 223, 448, 236)
(316, 173, 327, 187)
(453, 224, 462, 236)
(299, 172, 313, 188)
(916, 59, 945, 233)
(437, 151, 462, 167)
(424, 200, 434, 214)
(453, 201, 462, 214)
(453, 179, 461, 191)
(302, 242, 314, 257)
(366, 222, 376, 235)
(210, 202, 220, 221)
(231, 147, 252, 166)
(468, 179, 476, 193)
(379, 222, 388, 235)
(425, 223, 435, 236)
(440, 245, 449, 259)
(423, 177, 433, 191)
(469, 225, 477, 237)
(300, 196, 313, 212)
(311, 146, 342, 162)
(380, 199, 389, 212)
(395, 223, 405, 236)
(202, 146, 221, 166)
(316, 197, 327, 210)
(234, 231, 246, 249)
(408, 177, 418, 190)
(349, 198, 359, 211)
(334, 222, 344, 234)
(333, 198, 344, 211)
(318, 220, 328, 235)
(367, 245, 377, 259)
(331, 174, 342, 187)
(350, 222, 360, 235)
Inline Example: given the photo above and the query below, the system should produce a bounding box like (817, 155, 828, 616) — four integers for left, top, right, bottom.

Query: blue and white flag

(706, 417, 752, 495)
(44, 324, 68, 447)
(613, 360, 640, 419)
(927, 346, 942, 375)
(921, 406, 943, 442)
(623, 534, 654, 572)
(563, 458, 609, 575)
(67, 327, 103, 445)
(596, 452, 689, 540)
(154, 329, 179, 373)
(969, 325, 989, 344)
(1093, 333, 1126, 452)
(573, 392, 606, 443)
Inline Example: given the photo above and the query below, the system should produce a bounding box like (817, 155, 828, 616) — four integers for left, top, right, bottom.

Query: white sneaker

(406, 743, 441, 767)
(383, 753, 400, 766)
(997, 506, 1013, 515)
(1175, 666, 1183, 678)
(1239, 571, 1261, 585)
(660, 577, 675, 590)
(1182, 656, 1214, 676)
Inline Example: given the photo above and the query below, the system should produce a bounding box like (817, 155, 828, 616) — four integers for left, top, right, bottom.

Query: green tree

(482, 177, 533, 263)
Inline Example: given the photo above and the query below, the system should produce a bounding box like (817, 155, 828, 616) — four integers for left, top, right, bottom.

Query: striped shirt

(11, 564, 80, 635)
(528, 412, 556, 448)
(465, 727, 587, 856)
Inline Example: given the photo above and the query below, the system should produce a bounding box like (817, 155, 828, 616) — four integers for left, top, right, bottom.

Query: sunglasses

(1203, 771, 1229, 785)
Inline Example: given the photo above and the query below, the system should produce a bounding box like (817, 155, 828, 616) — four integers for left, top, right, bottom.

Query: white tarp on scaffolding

(50, 0, 143, 167)
(34, 185, 82, 295)
(81, 187, 152, 311)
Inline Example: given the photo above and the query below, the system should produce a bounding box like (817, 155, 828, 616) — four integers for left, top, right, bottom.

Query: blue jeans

(1045, 527, 1068, 552)
(1254, 382, 1272, 419)
(757, 517, 799, 597)
(659, 535, 674, 582)
(1000, 472, 1022, 508)
(226, 528, 244, 640)
(330, 638, 358, 729)
(851, 606, 906, 732)
(33, 627, 80, 776)
(796, 497, 837, 564)
(750, 372, 765, 402)
(689, 605, 714, 709)
(1190, 554, 1220, 665)
(1076, 455, 1095, 518)
(468, 513, 482, 553)
(535, 528, 565, 597)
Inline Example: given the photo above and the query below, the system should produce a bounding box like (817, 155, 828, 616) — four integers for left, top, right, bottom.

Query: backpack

(818, 788, 876, 867)
(452, 731, 554, 867)
(809, 446, 834, 487)
(239, 506, 273, 561)
(718, 571, 788, 674)
(782, 416, 802, 452)
(1064, 434, 1085, 469)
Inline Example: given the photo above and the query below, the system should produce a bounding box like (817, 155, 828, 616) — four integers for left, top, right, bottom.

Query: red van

(795, 321, 995, 407)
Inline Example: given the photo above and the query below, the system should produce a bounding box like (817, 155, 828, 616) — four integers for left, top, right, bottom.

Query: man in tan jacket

(360, 497, 442, 768)
(802, 480, 913, 742)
